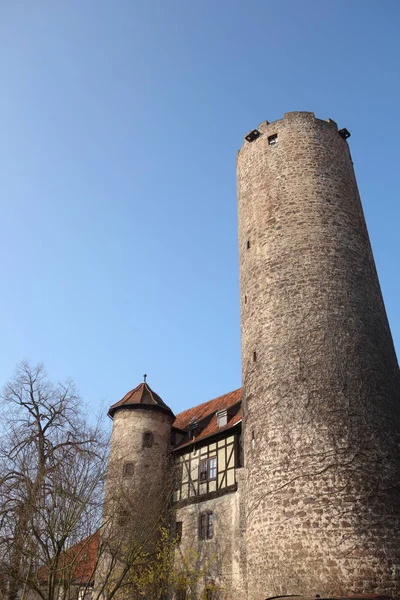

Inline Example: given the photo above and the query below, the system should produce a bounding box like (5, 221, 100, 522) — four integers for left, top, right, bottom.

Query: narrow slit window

(175, 521, 182, 543)
(247, 240, 250, 249)
(268, 134, 278, 146)
(208, 457, 217, 480)
(253, 351, 257, 362)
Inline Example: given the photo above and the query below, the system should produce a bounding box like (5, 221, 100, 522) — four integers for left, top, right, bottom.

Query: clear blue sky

(1, 1, 399, 418)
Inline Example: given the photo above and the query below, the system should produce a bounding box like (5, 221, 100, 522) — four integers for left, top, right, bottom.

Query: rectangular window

(268, 133, 278, 145)
(217, 409, 227, 428)
(199, 512, 214, 540)
(199, 457, 217, 482)
(78, 589, 87, 600)
(117, 510, 129, 527)
(208, 457, 217, 480)
(123, 462, 134, 477)
(143, 432, 154, 448)
(204, 587, 214, 600)
(199, 459, 208, 482)
(207, 512, 214, 538)
(199, 513, 207, 539)
(175, 521, 182, 543)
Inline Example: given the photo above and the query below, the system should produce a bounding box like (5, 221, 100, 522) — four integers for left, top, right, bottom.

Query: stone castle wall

(174, 468, 247, 600)
(237, 112, 400, 599)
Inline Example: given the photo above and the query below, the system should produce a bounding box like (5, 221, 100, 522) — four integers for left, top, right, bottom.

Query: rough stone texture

(96, 407, 174, 595)
(237, 112, 400, 600)
(104, 407, 174, 527)
(174, 469, 246, 600)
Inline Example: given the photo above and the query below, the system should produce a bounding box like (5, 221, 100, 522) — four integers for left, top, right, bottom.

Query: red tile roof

(38, 531, 99, 584)
(172, 388, 242, 449)
(108, 382, 175, 419)
(39, 389, 242, 583)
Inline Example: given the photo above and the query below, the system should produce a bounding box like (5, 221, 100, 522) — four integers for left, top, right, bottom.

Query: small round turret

(103, 380, 174, 558)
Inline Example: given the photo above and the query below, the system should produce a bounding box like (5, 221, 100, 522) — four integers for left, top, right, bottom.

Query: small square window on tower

(268, 134, 278, 146)
(117, 509, 129, 526)
(123, 462, 134, 477)
(143, 432, 154, 448)
(245, 129, 260, 143)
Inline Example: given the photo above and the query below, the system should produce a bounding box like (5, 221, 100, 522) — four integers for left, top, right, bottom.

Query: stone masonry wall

(237, 112, 400, 599)
(174, 473, 246, 600)
(104, 407, 173, 530)
(96, 407, 173, 595)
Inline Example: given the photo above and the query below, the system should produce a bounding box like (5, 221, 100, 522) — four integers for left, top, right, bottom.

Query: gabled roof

(108, 382, 175, 419)
(172, 388, 242, 449)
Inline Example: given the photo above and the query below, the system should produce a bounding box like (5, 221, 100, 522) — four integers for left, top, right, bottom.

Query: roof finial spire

(143, 373, 147, 383)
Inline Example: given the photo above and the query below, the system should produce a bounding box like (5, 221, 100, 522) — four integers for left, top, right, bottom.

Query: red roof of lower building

(172, 388, 242, 449)
(38, 531, 99, 585)
(39, 389, 242, 583)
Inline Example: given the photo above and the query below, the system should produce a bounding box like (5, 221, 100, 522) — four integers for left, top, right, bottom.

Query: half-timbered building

(97, 382, 247, 599)
(170, 388, 246, 595)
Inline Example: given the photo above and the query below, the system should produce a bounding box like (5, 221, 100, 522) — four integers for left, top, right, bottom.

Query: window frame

(199, 456, 217, 482)
(123, 462, 134, 477)
(117, 509, 129, 527)
(268, 133, 278, 146)
(175, 521, 183, 543)
(143, 431, 154, 448)
(173, 433, 239, 502)
(199, 511, 214, 540)
(217, 409, 228, 428)
(208, 456, 217, 480)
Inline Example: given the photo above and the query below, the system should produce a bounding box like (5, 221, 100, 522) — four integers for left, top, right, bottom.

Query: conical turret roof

(108, 381, 175, 419)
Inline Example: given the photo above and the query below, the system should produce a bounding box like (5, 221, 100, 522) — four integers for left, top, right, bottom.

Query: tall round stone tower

(98, 380, 174, 587)
(237, 112, 400, 599)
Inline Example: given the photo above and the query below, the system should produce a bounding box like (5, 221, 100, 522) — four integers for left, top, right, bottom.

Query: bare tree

(92, 440, 176, 600)
(0, 361, 108, 600)
(0, 362, 221, 600)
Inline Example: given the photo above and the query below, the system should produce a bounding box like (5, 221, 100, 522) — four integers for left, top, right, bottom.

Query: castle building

(101, 112, 400, 600)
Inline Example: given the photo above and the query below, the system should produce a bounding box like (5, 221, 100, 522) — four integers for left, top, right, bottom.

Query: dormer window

(217, 409, 228, 428)
(188, 417, 198, 439)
